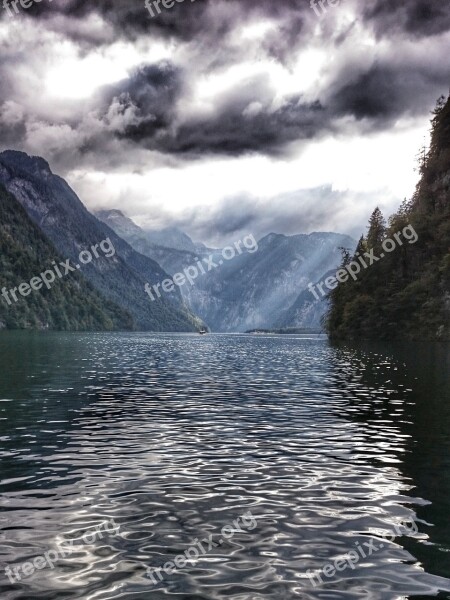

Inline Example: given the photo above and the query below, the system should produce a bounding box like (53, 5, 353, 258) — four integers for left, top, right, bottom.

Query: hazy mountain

(274, 268, 339, 329)
(144, 226, 200, 253)
(97, 209, 356, 332)
(0, 151, 202, 332)
(95, 209, 201, 276)
(0, 185, 133, 331)
(96, 210, 201, 254)
(192, 232, 356, 332)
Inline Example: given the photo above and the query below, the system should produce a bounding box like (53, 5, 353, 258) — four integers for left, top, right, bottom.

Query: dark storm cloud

(332, 62, 448, 122)
(112, 85, 326, 156)
(0, 113, 26, 147)
(6, 0, 447, 49)
(92, 58, 327, 157)
(161, 97, 325, 155)
(76, 0, 448, 158)
(97, 56, 446, 157)
(0, 0, 449, 166)
(0, 0, 308, 45)
(100, 63, 184, 141)
(0, 0, 213, 44)
(363, 0, 450, 38)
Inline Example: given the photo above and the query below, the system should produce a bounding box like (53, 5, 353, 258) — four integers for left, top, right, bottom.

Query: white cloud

(0, 0, 447, 245)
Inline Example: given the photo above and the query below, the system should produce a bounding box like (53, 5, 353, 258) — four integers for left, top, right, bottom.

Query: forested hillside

(0, 185, 133, 331)
(0, 151, 202, 332)
(327, 96, 450, 341)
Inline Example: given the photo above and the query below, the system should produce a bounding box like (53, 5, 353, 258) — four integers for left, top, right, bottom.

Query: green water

(0, 332, 449, 599)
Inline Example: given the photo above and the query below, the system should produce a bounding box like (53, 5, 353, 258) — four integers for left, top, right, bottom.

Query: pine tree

(366, 207, 386, 250)
(326, 94, 450, 341)
(354, 235, 367, 259)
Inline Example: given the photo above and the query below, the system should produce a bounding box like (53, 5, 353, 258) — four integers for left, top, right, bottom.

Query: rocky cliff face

(0, 184, 133, 331)
(0, 151, 202, 332)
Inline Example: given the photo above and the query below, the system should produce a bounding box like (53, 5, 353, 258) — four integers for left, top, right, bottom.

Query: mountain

(97, 210, 356, 332)
(95, 209, 202, 277)
(95, 210, 198, 254)
(273, 268, 338, 330)
(326, 95, 450, 341)
(193, 232, 356, 332)
(0, 151, 202, 332)
(0, 184, 133, 331)
(145, 226, 201, 253)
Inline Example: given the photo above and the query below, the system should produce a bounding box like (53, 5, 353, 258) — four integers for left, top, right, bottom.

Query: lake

(0, 332, 449, 599)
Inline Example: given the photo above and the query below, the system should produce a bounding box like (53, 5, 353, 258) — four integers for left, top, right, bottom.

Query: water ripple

(0, 333, 449, 599)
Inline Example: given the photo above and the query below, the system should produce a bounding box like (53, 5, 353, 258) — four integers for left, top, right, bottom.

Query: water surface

(0, 332, 449, 599)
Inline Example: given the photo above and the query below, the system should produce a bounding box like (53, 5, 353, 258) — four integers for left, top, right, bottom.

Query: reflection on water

(0, 332, 449, 599)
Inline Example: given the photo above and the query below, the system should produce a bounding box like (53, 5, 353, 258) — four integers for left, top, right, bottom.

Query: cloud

(363, 0, 450, 39)
(100, 62, 184, 142)
(136, 187, 391, 247)
(0, 0, 448, 242)
(0, 0, 213, 43)
(332, 60, 449, 123)
(1, 0, 449, 166)
(151, 94, 326, 156)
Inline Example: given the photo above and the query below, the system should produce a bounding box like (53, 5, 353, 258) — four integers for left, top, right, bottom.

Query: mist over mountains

(97, 210, 356, 332)
(0, 150, 356, 332)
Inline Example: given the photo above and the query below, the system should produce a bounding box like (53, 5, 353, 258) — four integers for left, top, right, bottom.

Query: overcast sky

(0, 0, 449, 245)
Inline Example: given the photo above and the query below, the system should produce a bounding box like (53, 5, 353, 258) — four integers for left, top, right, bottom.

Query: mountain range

(0, 150, 356, 332)
(96, 210, 356, 332)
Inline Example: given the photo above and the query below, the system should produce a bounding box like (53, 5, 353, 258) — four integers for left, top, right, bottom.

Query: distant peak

(0, 150, 52, 175)
(261, 233, 286, 244)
